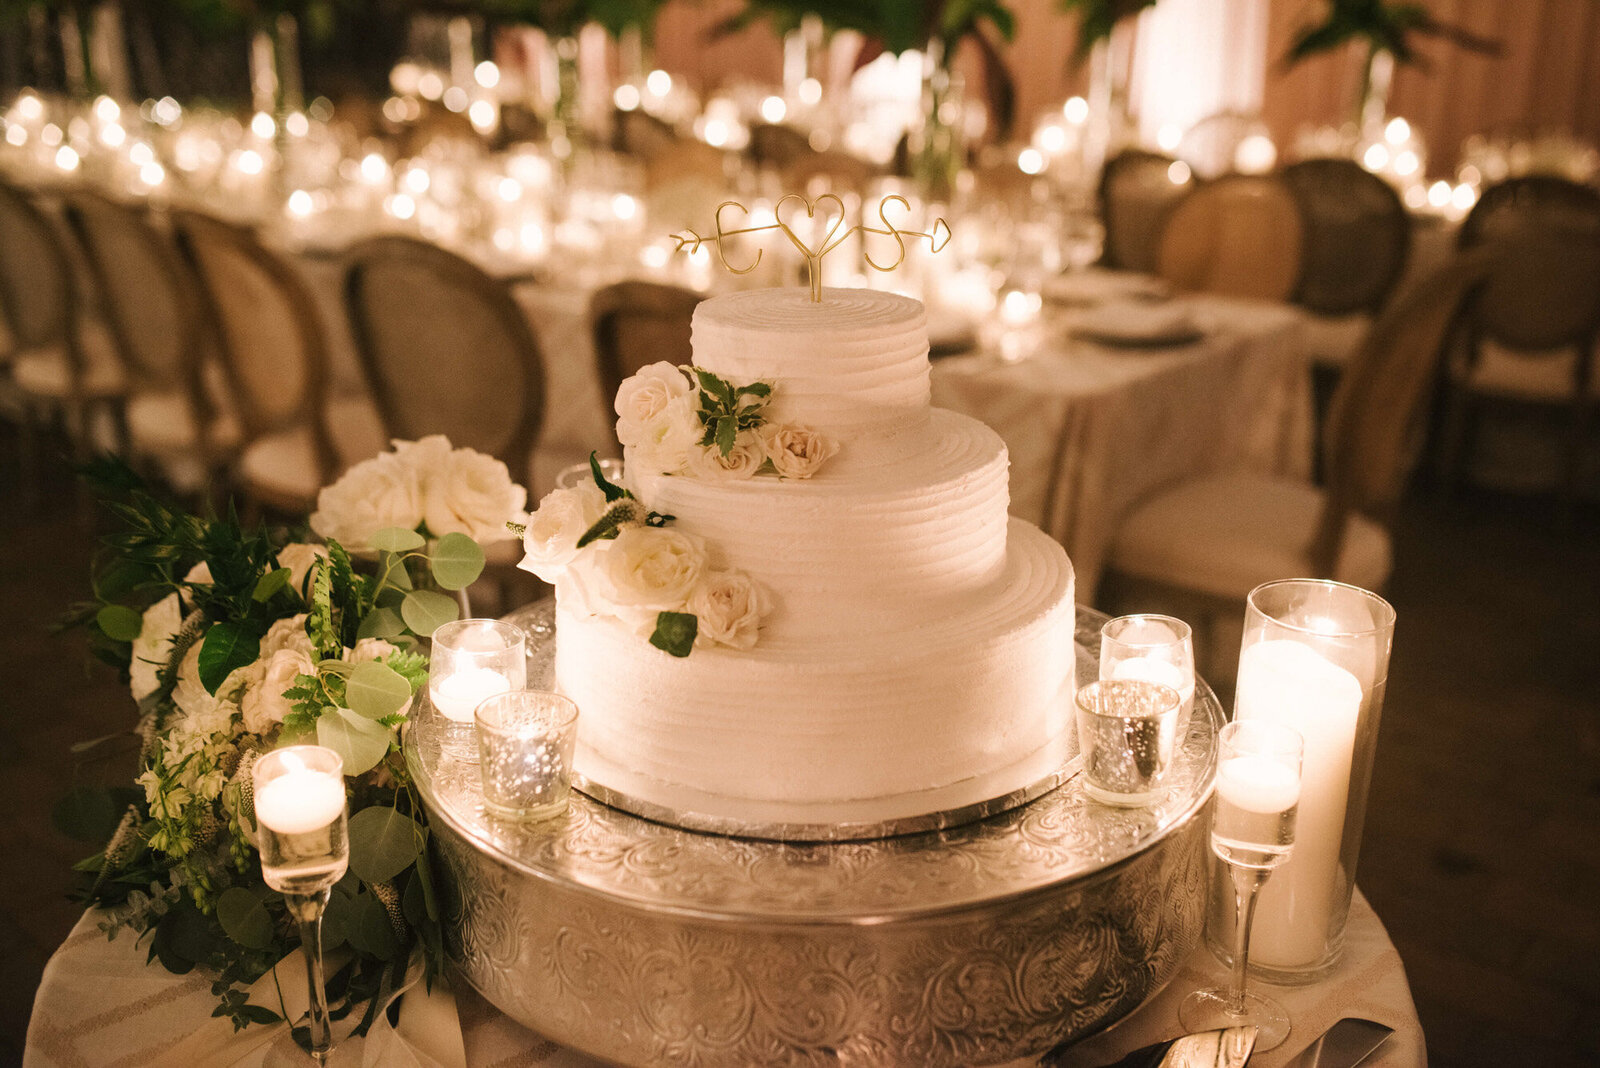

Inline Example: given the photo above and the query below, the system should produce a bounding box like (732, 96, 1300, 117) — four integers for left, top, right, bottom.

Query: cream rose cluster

(311, 435, 527, 550)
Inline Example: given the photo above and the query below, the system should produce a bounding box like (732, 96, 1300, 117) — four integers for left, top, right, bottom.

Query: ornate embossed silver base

(408, 606, 1221, 1067)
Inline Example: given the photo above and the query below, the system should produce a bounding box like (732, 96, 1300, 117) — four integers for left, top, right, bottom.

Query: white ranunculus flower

(347, 637, 399, 662)
(758, 423, 839, 480)
(615, 363, 694, 448)
(260, 614, 314, 659)
(422, 446, 528, 543)
(241, 647, 317, 735)
(310, 451, 424, 550)
(685, 430, 765, 481)
(688, 569, 770, 650)
(276, 543, 329, 599)
(130, 592, 184, 701)
(184, 561, 212, 585)
(594, 526, 706, 611)
(389, 434, 453, 472)
(626, 393, 702, 476)
(518, 481, 610, 582)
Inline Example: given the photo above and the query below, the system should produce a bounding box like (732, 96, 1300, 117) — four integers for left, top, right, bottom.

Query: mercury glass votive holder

(429, 619, 527, 760)
(1208, 578, 1396, 983)
(1075, 679, 1184, 807)
(475, 690, 580, 821)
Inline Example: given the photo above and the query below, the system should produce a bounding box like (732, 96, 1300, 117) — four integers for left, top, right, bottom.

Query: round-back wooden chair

(1283, 158, 1412, 317)
(1097, 149, 1194, 274)
(1155, 173, 1303, 301)
(588, 280, 702, 450)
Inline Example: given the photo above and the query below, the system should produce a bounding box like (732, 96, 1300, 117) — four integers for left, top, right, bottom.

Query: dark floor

(2, 424, 1598, 1068)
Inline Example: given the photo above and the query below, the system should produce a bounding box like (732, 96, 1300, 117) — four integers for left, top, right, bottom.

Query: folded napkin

(1073, 300, 1202, 346)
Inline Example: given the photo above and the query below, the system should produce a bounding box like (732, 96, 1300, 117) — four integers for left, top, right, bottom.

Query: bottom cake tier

(555, 519, 1077, 834)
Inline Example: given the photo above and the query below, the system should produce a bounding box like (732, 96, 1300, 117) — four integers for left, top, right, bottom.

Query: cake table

(409, 603, 1220, 1067)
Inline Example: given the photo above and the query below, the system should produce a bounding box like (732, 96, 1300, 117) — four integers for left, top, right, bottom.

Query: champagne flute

(253, 745, 349, 1063)
(1179, 720, 1304, 1050)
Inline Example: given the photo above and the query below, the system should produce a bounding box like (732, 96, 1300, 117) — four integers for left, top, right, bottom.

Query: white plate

(1072, 301, 1204, 347)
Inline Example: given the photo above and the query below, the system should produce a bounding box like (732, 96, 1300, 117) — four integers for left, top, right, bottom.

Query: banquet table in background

(24, 891, 1424, 1067)
(932, 296, 1313, 602)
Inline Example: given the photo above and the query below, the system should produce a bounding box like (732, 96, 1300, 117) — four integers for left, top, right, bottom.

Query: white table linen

(25, 891, 1423, 1068)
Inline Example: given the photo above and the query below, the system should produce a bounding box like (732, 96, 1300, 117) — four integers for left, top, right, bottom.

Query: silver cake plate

(408, 604, 1222, 1067)
(506, 597, 1082, 841)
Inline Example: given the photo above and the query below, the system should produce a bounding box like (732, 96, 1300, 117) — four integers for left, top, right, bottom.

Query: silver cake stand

(408, 604, 1221, 1068)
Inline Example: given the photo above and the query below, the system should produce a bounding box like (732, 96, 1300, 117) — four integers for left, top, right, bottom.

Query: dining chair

(1283, 158, 1412, 320)
(1176, 110, 1275, 179)
(613, 107, 680, 162)
(60, 190, 232, 489)
(588, 280, 702, 451)
(173, 210, 377, 516)
(1155, 173, 1304, 302)
(1097, 149, 1195, 274)
(0, 179, 126, 474)
(1439, 176, 1600, 502)
(1100, 244, 1498, 681)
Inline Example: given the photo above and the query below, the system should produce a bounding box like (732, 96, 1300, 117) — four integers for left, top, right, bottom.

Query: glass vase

(911, 38, 965, 206)
(1207, 579, 1396, 983)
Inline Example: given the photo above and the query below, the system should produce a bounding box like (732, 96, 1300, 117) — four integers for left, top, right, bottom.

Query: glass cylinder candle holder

(1208, 578, 1396, 983)
(429, 619, 527, 760)
(555, 457, 622, 490)
(475, 690, 580, 821)
(1100, 614, 1196, 731)
(1075, 679, 1184, 807)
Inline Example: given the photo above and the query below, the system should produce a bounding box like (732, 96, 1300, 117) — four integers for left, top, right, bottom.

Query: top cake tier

(691, 287, 931, 443)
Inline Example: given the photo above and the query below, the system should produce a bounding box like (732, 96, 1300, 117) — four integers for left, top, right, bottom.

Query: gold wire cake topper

(672, 193, 953, 303)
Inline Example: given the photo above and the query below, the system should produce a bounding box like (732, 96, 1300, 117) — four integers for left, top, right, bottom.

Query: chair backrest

(1283, 158, 1412, 316)
(614, 107, 680, 161)
(1176, 110, 1273, 179)
(344, 235, 545, 486)
(61, 190, 201, 389)
(750, 122, 813, 170)
(1155, 174, 1304, 301)
(1310, 244, 1500, 571)
(0, 179, 74, 351)
(1456, 175, 1600, 351)
(589, 280, 701, 442)
(1097, 149, 1194, 273)
(172, 210, 333, 465)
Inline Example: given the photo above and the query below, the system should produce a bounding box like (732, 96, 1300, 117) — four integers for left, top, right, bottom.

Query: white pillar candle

(432, 666, 512, 723)
(255, 766, 345, 835)
(1234, 639, 1362, 968)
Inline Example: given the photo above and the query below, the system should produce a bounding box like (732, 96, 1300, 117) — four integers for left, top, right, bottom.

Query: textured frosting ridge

(691, 287, 930, 446)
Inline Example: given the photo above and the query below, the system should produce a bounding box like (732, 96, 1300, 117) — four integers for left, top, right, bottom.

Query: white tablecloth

(932, 296, 1313, 602)
(25, 891, 1423, 1068)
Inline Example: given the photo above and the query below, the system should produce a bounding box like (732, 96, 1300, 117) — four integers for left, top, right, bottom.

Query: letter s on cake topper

(672, 193, 951, 303)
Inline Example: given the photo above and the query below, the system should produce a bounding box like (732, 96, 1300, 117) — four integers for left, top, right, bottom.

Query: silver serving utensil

(1280, 1017, 1395, 1068)
(1042, 1025, 1258, 1067)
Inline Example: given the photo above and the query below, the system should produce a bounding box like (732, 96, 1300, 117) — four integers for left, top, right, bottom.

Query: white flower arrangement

(616, 362, 839, 481)
(515, 457, 769, 658)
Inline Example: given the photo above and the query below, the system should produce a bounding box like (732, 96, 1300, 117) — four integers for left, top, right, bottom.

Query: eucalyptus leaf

(429, 532, 484, 591)
(198, 622, 260, 695)
(95, 604, 143, 642)
(347, 805, 423, 884)
(251, 567, 292, 603)
(400, 590, 459, 637)
(344, 891, 400, 961)
(357, 605, 406, 641)
(321, 886, 352, 951)
(402, 869, 428, 929)
(377, 550, 413, 592)
(315, 707, 394, 776)
(346, 661, 411, 720)
(217, 887, 274, 949)
(367, 527, 425, 553)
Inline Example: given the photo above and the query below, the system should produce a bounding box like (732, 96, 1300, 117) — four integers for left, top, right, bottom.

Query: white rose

(758, 423, 838, 479)
(171, 639, 221, 722)
(389, 434, 453, 472)
(625, 393, 701, 476)
(347, 637, 399, 662)
(685, 430, 765, 481)
(421, 446, 528, 543)
(241, 647, 317, 735)
(688, 570, 770, 650)
(184, 561, 213, 585)
(276, 544, 329, 599)
(130, 592, 184, 701)
(518, 481, 610, 582)
(260, 614, 314, 659)
(615, 363, 694, 448)
(594, 526, 706, 611)
(310, 451, 424, 550)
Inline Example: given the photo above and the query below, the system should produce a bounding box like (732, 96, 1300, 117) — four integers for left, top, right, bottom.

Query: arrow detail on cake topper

(672, 193, 953, 303)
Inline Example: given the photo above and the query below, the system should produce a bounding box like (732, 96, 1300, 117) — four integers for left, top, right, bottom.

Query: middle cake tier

(628, 408, 1009, 642)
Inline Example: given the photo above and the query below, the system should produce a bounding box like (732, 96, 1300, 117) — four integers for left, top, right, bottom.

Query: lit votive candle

(432, 665, 513, 724)
(256, 757, 346, 835)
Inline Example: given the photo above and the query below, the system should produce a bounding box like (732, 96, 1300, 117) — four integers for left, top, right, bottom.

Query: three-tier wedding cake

(522, 286, 1076, 831)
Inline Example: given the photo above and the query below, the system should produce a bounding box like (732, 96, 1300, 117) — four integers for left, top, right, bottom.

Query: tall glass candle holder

(429, 619, 527, 759)
(253, 745, 348, 1063)
(1209, 579, 1395, 983)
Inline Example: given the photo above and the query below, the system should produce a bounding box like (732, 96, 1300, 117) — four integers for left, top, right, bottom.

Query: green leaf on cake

(589, 452, 629, 502)
(399, 590, 459, 637)
(715, 415, 738, 456)
(367, 527, 425, 553)
(198, 622, 260, 695)
(428, 532, 484, 591)
(650, 611, 698, 657)
(576, 499, 647, 548)
(692, 367, 735, 407)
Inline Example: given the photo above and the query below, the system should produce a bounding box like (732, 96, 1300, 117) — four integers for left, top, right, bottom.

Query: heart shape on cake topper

(671, 193, 953, 303)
